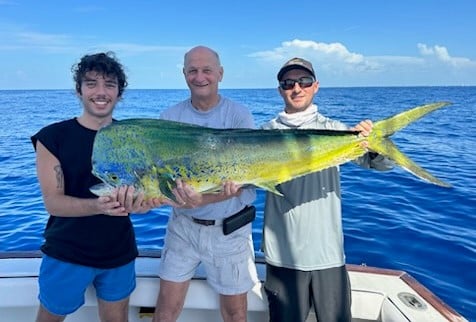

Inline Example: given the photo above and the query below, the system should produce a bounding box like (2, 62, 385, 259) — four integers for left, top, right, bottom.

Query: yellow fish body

(90, 102, 451, 202)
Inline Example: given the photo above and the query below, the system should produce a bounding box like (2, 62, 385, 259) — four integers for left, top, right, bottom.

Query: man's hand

(97, 188, 127, 216)
(116, 185, 171, 214)
(351, 119, 373, 149)
(220, 181, 243, 197)
(172, 179, 243, 208)
(172, 179, 203, 208)
(351, 119, 373, 137)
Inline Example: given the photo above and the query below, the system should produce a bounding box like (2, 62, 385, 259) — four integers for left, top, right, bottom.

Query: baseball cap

(277, 57, 316, 81)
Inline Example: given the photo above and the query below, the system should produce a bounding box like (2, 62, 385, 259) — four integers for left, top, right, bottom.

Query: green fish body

(90, 102, 451, 202)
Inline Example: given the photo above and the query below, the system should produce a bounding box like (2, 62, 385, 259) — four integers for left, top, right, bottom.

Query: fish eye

(107, 173, 119, 183)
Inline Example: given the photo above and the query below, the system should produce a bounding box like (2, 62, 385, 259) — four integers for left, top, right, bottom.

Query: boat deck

(0, 250, 468, 322)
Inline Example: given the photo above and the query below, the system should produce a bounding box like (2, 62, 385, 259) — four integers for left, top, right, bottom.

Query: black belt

(192, 217, 218, 226)
(191, 206, 256, 234)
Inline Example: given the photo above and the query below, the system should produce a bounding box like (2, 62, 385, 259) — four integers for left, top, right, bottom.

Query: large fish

(90, 102, 451, 202)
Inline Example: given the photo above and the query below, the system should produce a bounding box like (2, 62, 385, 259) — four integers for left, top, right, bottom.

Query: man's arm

(35, 141, 128, 217)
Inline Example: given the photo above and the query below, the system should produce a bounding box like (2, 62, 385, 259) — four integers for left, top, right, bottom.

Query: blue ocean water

(0, 87, 474, 320)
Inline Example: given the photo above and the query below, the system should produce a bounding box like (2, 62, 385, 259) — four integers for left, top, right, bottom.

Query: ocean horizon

(3, 84, 475, 91)
(0, 86, 474, 320)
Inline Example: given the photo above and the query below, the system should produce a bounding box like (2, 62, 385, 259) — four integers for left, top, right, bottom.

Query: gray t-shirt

(262, 108, 392, 270)
(160, 96, 256, 220)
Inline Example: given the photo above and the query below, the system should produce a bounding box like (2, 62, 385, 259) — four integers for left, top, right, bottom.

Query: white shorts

(159, 212, 259, 295)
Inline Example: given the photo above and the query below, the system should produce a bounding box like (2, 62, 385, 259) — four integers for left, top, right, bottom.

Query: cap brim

(277, 65, 315, 80)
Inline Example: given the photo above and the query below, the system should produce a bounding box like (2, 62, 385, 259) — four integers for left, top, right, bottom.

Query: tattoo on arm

(54, 165, 64, 190)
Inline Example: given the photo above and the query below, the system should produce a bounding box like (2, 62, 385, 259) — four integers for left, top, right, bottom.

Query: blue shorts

(38, 255, 136, 316)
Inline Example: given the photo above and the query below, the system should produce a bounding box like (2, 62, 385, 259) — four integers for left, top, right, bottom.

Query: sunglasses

(279, 76, 315, 90)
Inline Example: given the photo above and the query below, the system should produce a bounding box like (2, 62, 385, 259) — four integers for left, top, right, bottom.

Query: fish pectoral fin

(158, 175, 178, 203)
(256, 183, 283, 196)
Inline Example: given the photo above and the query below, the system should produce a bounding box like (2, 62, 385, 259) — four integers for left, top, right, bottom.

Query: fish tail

(368, 101, 452, 187)
(372, 101, 451, 137)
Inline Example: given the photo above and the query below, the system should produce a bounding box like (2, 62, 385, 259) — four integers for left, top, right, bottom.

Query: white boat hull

(0, 251, 467, 322)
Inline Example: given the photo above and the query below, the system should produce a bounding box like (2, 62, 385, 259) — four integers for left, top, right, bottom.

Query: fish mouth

(89, 182, 115, 196)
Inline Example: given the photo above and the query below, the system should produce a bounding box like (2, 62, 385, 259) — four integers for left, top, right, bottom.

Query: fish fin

(373, 101, 451, 137)
(368, 101, 452, 187)
(196, 184, 260, 194)
(256, 183, 283, 196)
(201, 186, 224, 193)
(158, 174, 178, 203)
(369, 137, 451, 187)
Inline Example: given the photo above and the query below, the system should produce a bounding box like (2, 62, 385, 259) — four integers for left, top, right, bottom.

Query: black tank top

(31, 118, 137, 268)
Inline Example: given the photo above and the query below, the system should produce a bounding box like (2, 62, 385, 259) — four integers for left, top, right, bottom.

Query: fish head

(90, 160, 145, 195)
(91, 161, 179, 202)
(91, 122, 151, 196)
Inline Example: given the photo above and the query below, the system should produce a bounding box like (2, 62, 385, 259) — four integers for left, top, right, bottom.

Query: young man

(31, 52, 154, 322)
(152, 46, 258, 322)
(262, 57, 393, 322)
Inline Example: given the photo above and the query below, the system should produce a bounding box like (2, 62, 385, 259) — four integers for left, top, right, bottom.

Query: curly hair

(72, 51, 128, 96)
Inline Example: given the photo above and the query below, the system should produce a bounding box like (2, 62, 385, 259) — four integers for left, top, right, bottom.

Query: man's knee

(220, 293, 247, 322)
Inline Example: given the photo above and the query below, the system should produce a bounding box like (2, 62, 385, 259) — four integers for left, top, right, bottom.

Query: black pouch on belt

(222, 205, 256, 235)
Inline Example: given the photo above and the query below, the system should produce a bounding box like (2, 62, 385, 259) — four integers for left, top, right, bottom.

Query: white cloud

(283, 39, 365, 65)
(417, 43, 476, 68)
(248, 39, 476, 86)
(249, 39, 382, 76)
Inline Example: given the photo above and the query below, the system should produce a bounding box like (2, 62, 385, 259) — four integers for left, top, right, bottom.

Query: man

(262, 57, 393, 322)
(31, 52, 155, 322)
(152, 46, 258, 322)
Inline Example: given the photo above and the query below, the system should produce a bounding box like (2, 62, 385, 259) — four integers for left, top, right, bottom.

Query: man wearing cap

(261, 57, 393, 322)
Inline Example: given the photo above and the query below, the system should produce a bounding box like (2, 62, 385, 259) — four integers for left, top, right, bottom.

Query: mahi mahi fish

(90, 102, 451, 202)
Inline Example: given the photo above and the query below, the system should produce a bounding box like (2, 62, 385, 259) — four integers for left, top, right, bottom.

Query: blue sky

(1, 0, 475, 89)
